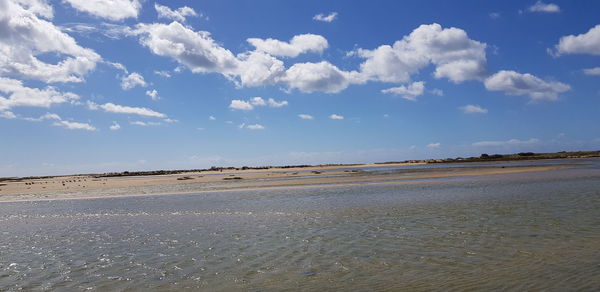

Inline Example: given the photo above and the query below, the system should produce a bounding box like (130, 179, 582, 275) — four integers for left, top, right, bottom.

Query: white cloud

(39, 112, 60, 120)
(554, 25, 600, 56)
(281, 61, 364, 93)
(130, 121, 161, 126)
(267, 98, 288, 108)
(63, 0, 141, 21)
(154, 3, 198, 22)
(583, 67, 600, 76)
(357, 23, 487, 83)
(484, 70, 570, 101)
(154, 70, 171, 78)
(109, 121, 121, 130)
(246, 124, 265, 130)
(459, 104, 488, 114)
(132, 22, 490, 94)
(208, 115, 216, 120)
(107, 61, 128, 73)
(235, 51, 285, 87)
(134, 22, 240, 76)
(229, 97, 287, 110)
(121, 72, 148, 90)
(381, 81, 425, 101)
(298, 114, 314, 120)
(23, 112, 95, 130)
(528, 1, 560, 13)
(229, 99, 254, 111)
(163, 118, 177, 123)
(12, 0, 54, 18)
(54, 119, 96, 131)
(0, 78, 79, 110)
(427, 143, 441, 148)
(87, 101, 166, 118)
(0, 111, 16, 119)
(313, 12, 338, 23)
(0, 0, 101, 83)
(61, 22, 133, 40)
(145, 89, 160, 100)
(133, 23, 355, 92)
(249, 97, 266, 106)
(472, 138, 539, 147)
(329, 114, 344, 120)
(247, 34, 328, 57)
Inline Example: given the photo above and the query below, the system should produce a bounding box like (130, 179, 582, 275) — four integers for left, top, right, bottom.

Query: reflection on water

(1, 159, 600, 291)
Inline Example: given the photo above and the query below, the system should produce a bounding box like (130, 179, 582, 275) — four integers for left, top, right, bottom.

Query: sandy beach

(0, 162, 575, 202)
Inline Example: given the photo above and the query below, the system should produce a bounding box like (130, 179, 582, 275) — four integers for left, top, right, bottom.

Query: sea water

(1, 159, 600, 291)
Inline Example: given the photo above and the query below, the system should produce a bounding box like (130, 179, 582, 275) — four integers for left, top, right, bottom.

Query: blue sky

(1, 0, 599, 176)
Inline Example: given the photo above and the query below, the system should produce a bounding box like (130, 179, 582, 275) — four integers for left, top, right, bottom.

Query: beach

(0, 161, 576, 202)
(2, 158, 600, 291)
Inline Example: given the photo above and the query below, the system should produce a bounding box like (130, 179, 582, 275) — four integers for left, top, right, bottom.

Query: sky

(1, 0, 599, 176)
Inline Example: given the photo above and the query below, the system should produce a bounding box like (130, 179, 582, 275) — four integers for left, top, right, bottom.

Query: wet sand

(0, 162, 574, 202)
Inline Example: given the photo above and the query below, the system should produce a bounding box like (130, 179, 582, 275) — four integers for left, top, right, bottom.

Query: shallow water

(1, 159, 600, 291)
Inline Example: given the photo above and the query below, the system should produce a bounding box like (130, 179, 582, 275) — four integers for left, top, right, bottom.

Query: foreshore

(0, 161, 578, 202)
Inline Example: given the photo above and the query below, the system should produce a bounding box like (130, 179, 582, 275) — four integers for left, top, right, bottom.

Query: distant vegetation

(402, 150, 600, 164)
(3, 151, 598, 180)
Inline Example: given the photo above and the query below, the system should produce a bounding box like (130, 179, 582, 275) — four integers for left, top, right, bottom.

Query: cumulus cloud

(427, 143, 441, 148)
(298, 114, 314, 120)
(247, 34, 328, 57)
(133, 21, 240, 76)
(145, 89, 160, 100)
(208, 115, 216, 120)
(63, 0, 141, 21)
(0, 0, 101, 83)
(235, 51, 285, 87)
(554, 25, 600, 56)
(459, 104, 488, 114)
(329, 114, 344, 120)
(484, 70, 570, 101)
(154, 3, 198, 22)
(109, 121, 121, 130)
(313, 12, 338, 23)
(229, 99, 254, 111)
(472, 138, 539, 147)
(249, 97, 266, 106)
(356, 23, 487, 83)
(528, 1, 560, 13)
(0, 78, 79, 110)
(583, 67, 600, 76)
(87, 101, 166, 118)
(121, 72, 148, 90)
(381, 81, 425, 101)
(281, 61, 364, 93)
(132, 22, 355, 92)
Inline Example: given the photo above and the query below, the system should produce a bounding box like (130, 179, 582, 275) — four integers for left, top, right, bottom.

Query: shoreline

(0, 162, 579, 203)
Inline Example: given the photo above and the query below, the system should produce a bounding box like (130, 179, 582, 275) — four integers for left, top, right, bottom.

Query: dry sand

(0, 162, 574, 202)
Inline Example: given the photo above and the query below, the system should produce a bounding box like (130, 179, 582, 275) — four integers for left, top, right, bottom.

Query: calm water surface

(1, 159, 600, 291)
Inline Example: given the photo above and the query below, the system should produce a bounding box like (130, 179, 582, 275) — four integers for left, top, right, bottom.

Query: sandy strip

(0, 163, 574, 203)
